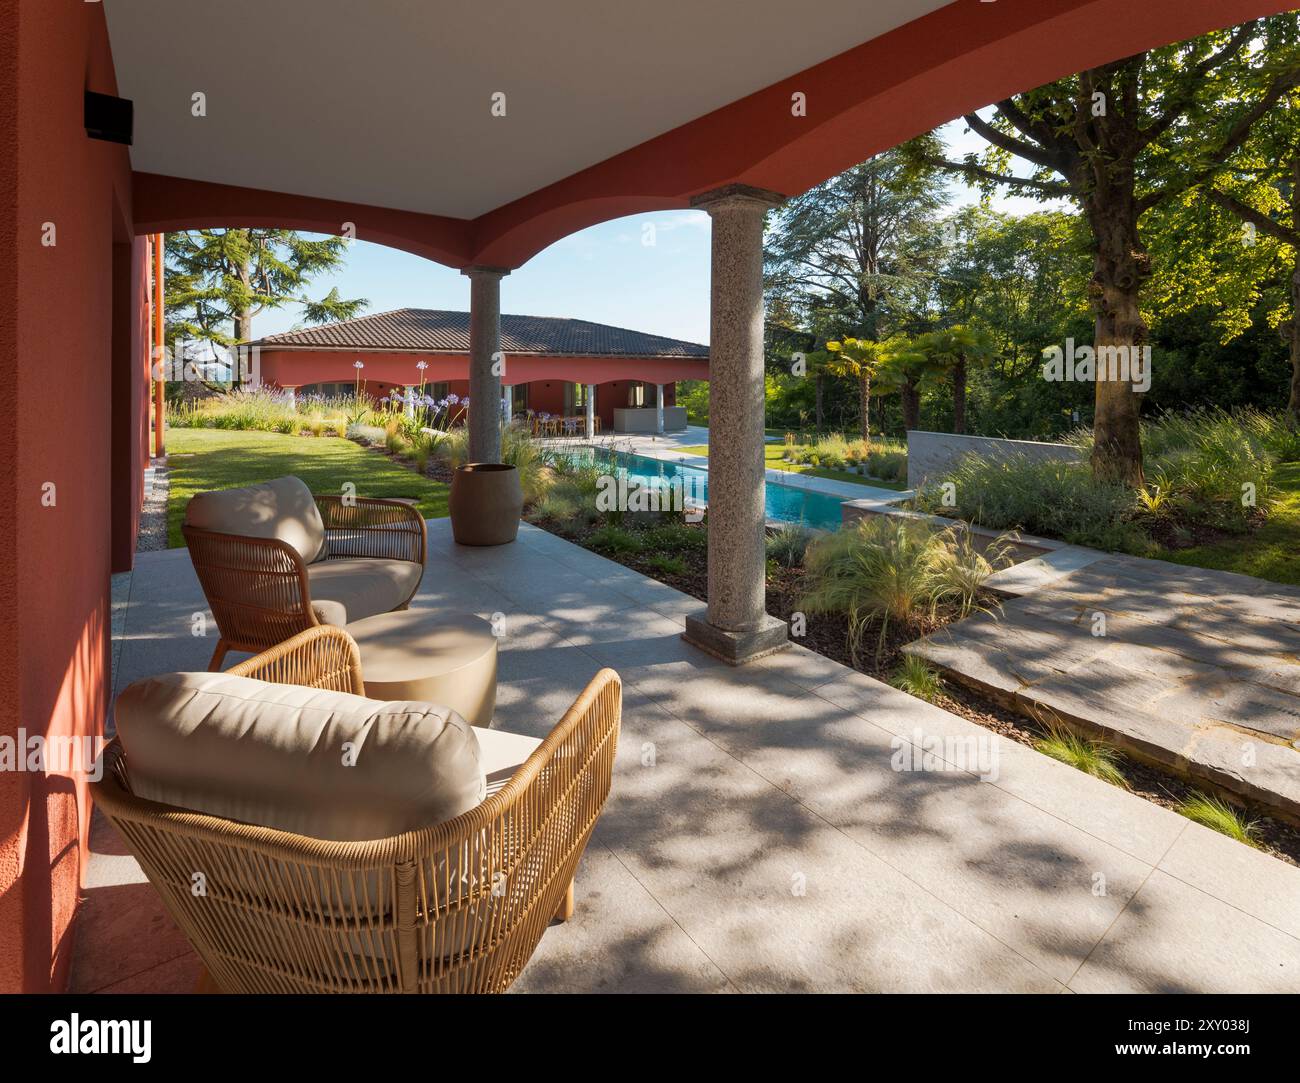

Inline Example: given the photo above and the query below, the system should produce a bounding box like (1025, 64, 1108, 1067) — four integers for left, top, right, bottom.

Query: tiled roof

(249, 308, 708, 358)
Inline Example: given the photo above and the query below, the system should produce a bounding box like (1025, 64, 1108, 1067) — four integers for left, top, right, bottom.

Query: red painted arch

(131, 172, 474, 267)
(475, 0, 1296, 266)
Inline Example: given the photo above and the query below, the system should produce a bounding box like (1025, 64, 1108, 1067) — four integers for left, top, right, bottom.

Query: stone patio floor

(909, 553, 1300, 821)
(73, 520, 1300, 993)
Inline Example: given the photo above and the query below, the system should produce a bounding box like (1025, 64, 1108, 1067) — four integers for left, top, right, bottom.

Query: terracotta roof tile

(249, 308, 709, 358)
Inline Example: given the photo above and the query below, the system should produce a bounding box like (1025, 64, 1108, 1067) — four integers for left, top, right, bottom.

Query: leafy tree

(934, 208, 1091, 380)
(765, 146, 946, 337)
(164, 229, 368, 379)
(765, 146, 947, 434)
(912, 14, 1300, 484)
(1199, 120, 1300, 419)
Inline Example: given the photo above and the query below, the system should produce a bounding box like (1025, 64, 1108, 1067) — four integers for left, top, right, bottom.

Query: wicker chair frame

(92, 625, 622, 994)
(183, 494, 427, 670)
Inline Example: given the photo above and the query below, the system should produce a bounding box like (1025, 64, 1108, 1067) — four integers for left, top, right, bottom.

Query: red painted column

(153, 234, 165, 456)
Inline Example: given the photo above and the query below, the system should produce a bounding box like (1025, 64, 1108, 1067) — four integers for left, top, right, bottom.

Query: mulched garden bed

(1140, 508, 1268, 551)
(525, 511, 1300, 867)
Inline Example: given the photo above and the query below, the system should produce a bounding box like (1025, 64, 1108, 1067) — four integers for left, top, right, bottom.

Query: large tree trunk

(814, 372, 824, 430)
(858, 373, 870, 442)
(952, 358, 967, 435)
(1288, 253, 1300, 424)
(235, 255, 254, 389)
(1084, 174, 1148, 487)
(901, 381, 920, 432)
(1289, 158, 1300, 424)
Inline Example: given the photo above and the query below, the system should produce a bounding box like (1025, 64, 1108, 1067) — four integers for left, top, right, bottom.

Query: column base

(682, 613, 789, 666)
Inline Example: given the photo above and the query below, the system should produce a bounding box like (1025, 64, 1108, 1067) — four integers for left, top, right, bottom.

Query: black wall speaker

(84, 91, 133, 145)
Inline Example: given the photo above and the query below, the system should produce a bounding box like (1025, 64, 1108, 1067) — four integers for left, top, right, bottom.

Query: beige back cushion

(114, 672, 486, 842)
(185, 475, 327, 563)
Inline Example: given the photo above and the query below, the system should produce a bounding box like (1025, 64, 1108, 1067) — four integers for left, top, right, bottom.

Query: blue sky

(253, 119, 1069, 346)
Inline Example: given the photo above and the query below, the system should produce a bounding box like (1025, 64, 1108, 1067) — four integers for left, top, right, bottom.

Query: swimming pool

(574, 448, 845, 529)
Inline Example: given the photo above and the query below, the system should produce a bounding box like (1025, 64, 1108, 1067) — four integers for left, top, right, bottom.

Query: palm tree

(919, 325, 997, 434)
(824, 337, 886, 442)
(874, 337, 939, 433)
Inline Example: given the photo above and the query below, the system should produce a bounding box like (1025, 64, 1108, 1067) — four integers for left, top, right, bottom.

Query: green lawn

(678, 443, 910, 491)
(1155, 461, 1300, 585)
(166, 428, 449, 547)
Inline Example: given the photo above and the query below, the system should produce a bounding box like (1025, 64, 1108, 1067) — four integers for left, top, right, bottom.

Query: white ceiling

(104, 0, 949, 219)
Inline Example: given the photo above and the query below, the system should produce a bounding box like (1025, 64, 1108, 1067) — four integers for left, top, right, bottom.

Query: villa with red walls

(248, 308, 706, 432)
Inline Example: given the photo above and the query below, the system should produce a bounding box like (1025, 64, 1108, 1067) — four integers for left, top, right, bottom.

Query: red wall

(257, 348, 708, 388)
(110, 235, 151, 573)
(0, 2, 143, 992)
(258, 347, 695, 433)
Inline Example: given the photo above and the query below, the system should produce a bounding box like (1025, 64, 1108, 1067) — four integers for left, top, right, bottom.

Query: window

(298, 382, 349, 398)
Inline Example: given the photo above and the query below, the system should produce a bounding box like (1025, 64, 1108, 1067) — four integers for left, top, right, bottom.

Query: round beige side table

(345, 609, 497, 727)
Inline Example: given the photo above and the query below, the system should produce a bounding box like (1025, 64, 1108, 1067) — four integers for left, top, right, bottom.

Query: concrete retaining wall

(906, 430, 1083, 490)
(613, 405, 688, 433)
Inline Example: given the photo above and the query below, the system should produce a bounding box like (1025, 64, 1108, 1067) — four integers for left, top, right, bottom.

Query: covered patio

(77, 519, 1300, 993)
(4, 0, 1296, 993)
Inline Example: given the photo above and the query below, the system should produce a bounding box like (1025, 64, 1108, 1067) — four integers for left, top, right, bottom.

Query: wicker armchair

(92, 625, 623, 994)
(184, 492, 427, 670)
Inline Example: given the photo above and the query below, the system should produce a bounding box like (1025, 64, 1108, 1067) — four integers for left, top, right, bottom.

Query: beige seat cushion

(114, 671, 485, 842)
(185, 475, 326, 563)
(310, 598, 349, 627)
(307, 558, 423, 624)
(474, 728, 543, 797)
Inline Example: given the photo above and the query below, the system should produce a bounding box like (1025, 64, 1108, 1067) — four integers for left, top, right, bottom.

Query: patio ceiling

(104, 0, 949, 220)
(108, 0, 1288, 267)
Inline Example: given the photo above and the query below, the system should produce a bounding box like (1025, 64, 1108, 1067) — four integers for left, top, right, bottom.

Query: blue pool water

(577, 448, 845, 529)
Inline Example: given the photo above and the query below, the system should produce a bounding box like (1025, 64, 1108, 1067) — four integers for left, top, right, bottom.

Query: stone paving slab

(983, 545, 1110, 597)
(908, 553, 1300, 820)
(81, 522, 1300, 993)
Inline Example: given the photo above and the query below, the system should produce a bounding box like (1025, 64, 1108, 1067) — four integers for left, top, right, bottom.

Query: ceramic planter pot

(449, 463, 523, 546)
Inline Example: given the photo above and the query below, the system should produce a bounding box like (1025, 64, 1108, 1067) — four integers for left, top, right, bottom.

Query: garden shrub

(799, 516, 1002, 662)
(165, 387, 365, 435)
(914, 454, 1140, 549)
(588, 525, 643, 554)
(766, 523, 815, 568)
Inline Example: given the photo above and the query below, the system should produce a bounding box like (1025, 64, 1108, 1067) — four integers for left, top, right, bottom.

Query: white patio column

(683, 184, 788, 664)
(585, 384, 596, 440)
(462, 265, 510, 462)
(655, 383, 665, 433)
(403, 385, 417, 419)
(282, 385, 297, 410)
